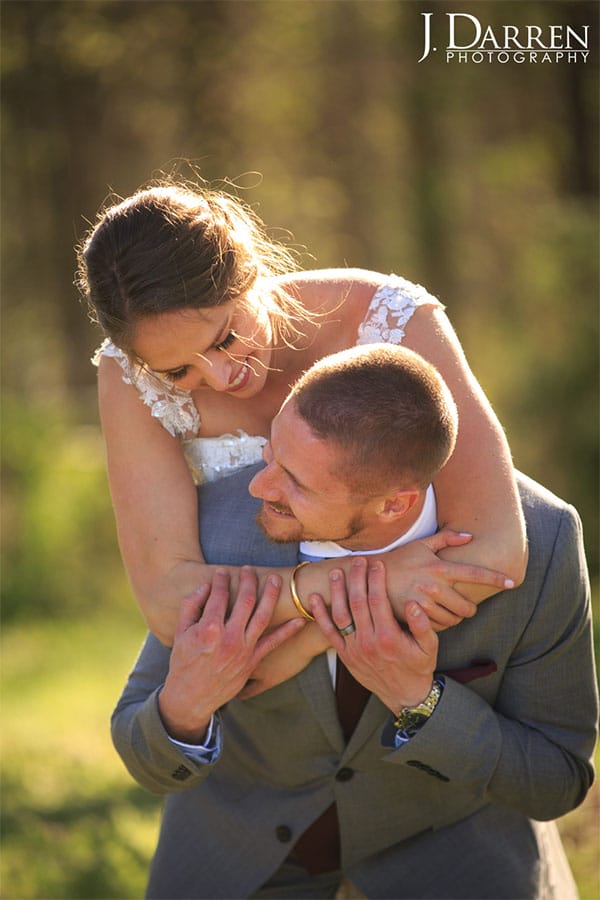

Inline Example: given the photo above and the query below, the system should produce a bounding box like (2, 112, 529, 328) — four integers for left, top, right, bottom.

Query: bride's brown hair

(77, 179, 312, 352)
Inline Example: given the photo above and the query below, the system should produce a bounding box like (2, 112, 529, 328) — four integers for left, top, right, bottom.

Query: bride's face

(130, 298, 274, 397)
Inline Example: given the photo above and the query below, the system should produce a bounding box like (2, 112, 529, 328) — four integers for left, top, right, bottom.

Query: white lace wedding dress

(93, 274, 441, 484)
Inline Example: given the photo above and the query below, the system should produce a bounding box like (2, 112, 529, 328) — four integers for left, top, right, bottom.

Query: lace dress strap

(92, 339, 201, 438)
(356, 274, 443, 346)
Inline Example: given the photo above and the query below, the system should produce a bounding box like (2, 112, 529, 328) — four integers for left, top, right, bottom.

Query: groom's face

(249, 399, 382, 548)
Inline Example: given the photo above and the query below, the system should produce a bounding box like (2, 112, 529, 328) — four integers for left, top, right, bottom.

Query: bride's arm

(98, 356, 211, 644)
(401, 304, 528, 598)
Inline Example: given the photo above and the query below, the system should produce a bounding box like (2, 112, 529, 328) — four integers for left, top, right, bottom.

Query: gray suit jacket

(111, 466, 598, 899)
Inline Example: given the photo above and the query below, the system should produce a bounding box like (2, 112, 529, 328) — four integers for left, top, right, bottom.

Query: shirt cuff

(381, 720, 416, 749)
(167, 712, 222, 764)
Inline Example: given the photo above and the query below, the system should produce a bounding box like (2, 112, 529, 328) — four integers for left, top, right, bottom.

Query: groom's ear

(379, 488, 421, 521)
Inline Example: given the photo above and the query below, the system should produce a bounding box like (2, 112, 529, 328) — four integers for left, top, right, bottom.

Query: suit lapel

(342, 692, 388, 758)
(296, 656, 389, 758)
(296, 655, 346, 752)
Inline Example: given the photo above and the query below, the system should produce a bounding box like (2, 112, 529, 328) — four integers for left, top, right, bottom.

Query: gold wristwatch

(393, 679, 443, 733)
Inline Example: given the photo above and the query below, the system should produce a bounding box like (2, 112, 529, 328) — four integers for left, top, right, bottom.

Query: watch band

(393, 678, 444, 733)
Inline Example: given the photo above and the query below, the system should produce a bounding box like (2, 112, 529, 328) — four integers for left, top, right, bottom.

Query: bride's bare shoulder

(277, 268, 387, 315)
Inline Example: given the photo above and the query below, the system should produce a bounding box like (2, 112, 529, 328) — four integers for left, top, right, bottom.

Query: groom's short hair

(290, 343, 457, 494)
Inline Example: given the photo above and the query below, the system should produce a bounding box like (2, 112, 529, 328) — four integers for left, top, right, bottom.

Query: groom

(112, 344, 597, 899)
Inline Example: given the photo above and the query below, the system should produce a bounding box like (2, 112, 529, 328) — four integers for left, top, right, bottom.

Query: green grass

(1, 610, 598, 900)
(1, 610, 161, 900)
(559, 786, 600, 900)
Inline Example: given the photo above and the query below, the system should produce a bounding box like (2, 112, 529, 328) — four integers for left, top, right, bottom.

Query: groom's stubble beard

(254, 507, 368, 546)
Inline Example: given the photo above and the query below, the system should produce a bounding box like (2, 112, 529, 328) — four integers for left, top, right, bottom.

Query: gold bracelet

(289, 561, 315, 621)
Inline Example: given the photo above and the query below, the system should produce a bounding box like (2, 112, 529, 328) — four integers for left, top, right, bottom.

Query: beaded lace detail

(91, 274, 441, 483)
(92, 339, 201, 438)
(182, 433, 267, 486)
(356, 273, 441, 346)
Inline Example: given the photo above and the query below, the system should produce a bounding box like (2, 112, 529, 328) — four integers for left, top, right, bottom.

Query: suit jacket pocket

(438, 658, 497, 684)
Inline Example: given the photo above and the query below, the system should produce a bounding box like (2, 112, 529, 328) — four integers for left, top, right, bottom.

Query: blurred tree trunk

(401, 7, 455, 300)
(314, 2, 383, 265)
(558, 1, 599, 196)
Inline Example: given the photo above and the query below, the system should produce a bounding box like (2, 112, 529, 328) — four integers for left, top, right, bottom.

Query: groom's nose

(248, 466, 264, 498)
(249, 459, 281, 501)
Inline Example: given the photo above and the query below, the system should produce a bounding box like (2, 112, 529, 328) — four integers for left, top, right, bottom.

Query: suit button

(335, 767, 354, 782)
(275, 825, 292, 843)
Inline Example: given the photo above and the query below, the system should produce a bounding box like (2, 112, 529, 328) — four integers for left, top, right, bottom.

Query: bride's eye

(215, 331, 236, 351)
(165, 366, 188, 382)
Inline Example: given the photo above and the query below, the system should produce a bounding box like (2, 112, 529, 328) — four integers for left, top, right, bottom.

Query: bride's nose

(198, 353, 234, 391)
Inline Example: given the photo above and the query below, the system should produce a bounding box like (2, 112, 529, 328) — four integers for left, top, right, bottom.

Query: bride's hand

(381, 529, 515, 630)
(238, 625, 328, 699)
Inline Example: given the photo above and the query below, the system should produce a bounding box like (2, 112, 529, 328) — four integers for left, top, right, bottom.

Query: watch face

(394, 681, 443, 732)
(395, 711, 428, 731)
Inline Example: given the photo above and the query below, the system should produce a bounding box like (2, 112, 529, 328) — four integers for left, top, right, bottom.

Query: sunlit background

(2, 1, 598, 897)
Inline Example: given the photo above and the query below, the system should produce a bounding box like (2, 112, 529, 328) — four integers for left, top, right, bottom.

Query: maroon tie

(292, 659, 371, 874)
(334, 659, 372, 742)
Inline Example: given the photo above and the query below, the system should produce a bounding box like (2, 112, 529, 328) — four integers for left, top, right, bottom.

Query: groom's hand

(310, 557, 438, 711)
(158, 568, 305, 742)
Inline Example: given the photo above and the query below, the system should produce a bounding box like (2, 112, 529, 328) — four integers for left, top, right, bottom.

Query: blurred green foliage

(1, 395, 128, 622)
(1, 613, 158, 899)
(2, 0, 598, 582)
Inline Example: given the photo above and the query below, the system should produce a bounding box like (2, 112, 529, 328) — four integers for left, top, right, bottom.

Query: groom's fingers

(328, 568, 353, 631)
(245, 574, 283, 641)
(348, 557, 373, 631)
(201, 568, 231, 622)
(365, 561, 396, 628)
(405, 601, 438, 658)
(175, 585, 210, 637)
(310, 594, 346, 654)
(226, 566, 259, 630)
